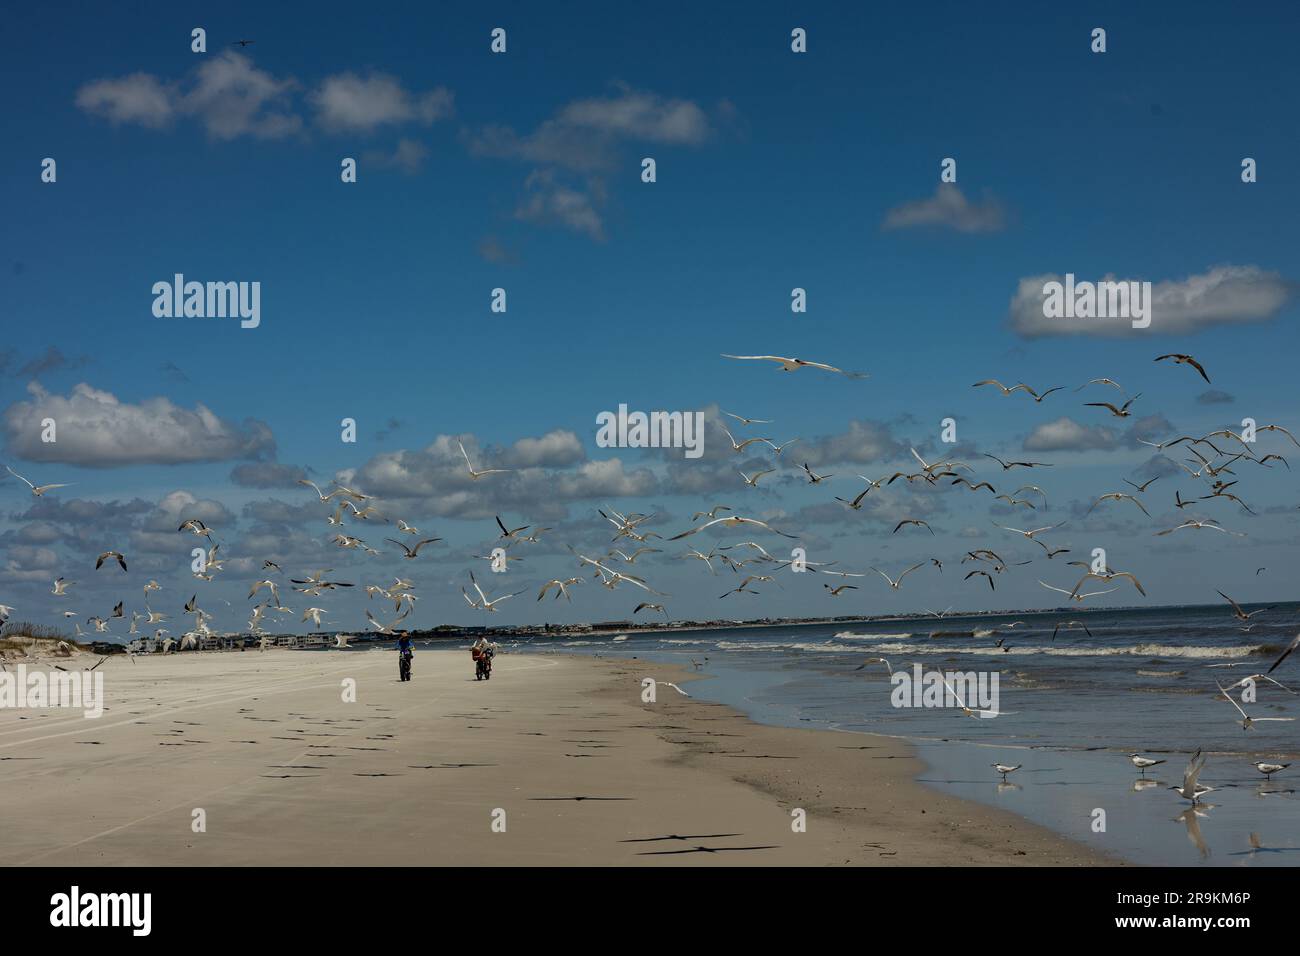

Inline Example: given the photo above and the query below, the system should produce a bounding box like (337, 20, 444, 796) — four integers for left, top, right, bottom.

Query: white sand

(0, 647, 1112, 865)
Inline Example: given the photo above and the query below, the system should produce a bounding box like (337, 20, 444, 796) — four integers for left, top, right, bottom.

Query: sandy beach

(0, 646, 1113, 866)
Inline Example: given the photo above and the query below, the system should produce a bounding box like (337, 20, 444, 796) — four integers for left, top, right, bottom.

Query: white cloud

(465, 87, 714, 241)
(362, 138, 430, 174)
(131, 491, 235, 555)
(1023, 417, 1118, 451)
(77, 53, 300, 140)
(556, 90, 710, 144)
(500, 429, 586, 468)
(312, 73, 453, 132)
(75, 73, 174, 127)
(467, 88, 711, 172)
(882, 184, 1005, 233)
(77, 55, 457, 142)
(347, 429, 657, 521)
(3, 382, 275, 466)
(1008, 265, 1294, 338)
(797, 420, 907, 468)
(515, 170, 605, 240)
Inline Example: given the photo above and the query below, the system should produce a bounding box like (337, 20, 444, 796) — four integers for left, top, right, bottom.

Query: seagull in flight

(1070, 569, 1145, 599)
(893, 518, 933, 535)
(1266, 634, 1300, 675)
(722, 411, 772, 425)
(1154, 353, 1211, 383)
(995, 521, 1065, 540)
(721, 354, 866, 378)
(1040, 581, 1117, 603)
(763, 437, 801, 456)
(669, 516, 797, 540)
(297, 479, 354, 502)
(679, 549, 718, 574)
(463, 571, 524, 612)
(801, 463, 833, 484)
(1155, 518, 1244, 537)
(972, 380, 1035, 396)
(248, 579, 281, 607)
(1075, 377, 1126, 393)
(1216, 681, 1297, 731)
(177, 518, 214, 539)
(1085, 394, 1141, 418)
(939, 675, 1013, 718)
(1219, 674, 1296, 696)
(721, 426, 773, 453)
(870, 563, 925, 590)
(537, 577, 583, 602)
(386, 537, 441, 559)
(365, 607, 411, 635)
(5, 465, 71, 497)
(1217, 590, 1271, 623)
(1124, 476, 1161, 494)
(1084, 492, 1149, 517)
(823, 583, 859, 596)
(983, 454, 1053, 471)
(458, 440, 510, 480)
(739, 468, 775, 488)
(1170, 750, 1213, 803)
(1256, 423, 1300, 448)
(95, 550, 128, 572)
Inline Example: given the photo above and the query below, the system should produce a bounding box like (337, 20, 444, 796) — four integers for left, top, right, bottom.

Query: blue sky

(2, 1, 1297, 634)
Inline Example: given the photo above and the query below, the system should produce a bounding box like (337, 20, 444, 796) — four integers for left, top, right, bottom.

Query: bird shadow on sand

(529, 796, 634, 802)
(620, 833, 742, 843)
(635, 845, 780, 856)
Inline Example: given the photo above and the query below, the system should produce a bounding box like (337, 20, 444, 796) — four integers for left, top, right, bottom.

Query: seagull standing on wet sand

(1129, 753, 1166, 774)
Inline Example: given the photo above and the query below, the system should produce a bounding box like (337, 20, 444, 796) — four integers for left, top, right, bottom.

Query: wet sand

(0, 647, 1116, 865)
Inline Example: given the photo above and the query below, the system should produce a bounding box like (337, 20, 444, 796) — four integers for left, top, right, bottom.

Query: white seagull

(5, 465, 72, 497)
(669, 515, 797, 541)
(1254, 761, 1290, 780)
(870, 563, 925, 591)
(721, 354, 866, 378)
(1169, 750, 1214, 803)
(457, 440, 510, 480)
(1129, 753, 1166, 774)
(1216, 680, 1297, 731)
(462, 571, 524, 612)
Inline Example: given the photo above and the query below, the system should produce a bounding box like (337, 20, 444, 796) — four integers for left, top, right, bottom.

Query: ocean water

(507, 602, 1300, 866)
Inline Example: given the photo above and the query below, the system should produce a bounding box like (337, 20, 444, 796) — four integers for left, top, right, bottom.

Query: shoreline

(0, 646, 1116, 866)
(73, 597, 1294, 652)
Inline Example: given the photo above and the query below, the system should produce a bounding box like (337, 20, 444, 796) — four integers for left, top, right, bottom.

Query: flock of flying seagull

(2, 349, 1297, 805)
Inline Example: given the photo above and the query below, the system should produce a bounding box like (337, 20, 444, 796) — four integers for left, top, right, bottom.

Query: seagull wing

(1267, 634, 1300, 675)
